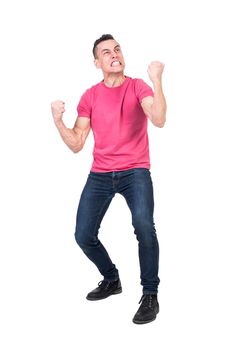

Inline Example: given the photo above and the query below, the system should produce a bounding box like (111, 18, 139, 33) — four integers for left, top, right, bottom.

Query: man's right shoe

(86, 279, 122, 301)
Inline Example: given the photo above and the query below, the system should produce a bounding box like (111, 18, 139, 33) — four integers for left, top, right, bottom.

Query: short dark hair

(93, 34, 115, 58)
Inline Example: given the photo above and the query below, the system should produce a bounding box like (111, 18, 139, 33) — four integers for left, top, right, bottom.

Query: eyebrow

(101, 45, 121, 53)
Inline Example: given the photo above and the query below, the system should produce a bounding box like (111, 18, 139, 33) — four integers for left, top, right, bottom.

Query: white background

(1, 0, 234, 349)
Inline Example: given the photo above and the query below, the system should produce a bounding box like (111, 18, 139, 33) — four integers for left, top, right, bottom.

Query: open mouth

(111, 61, 121, 67)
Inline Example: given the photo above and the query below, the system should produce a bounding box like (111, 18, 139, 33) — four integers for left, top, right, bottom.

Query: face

(94, 39, 125, 73)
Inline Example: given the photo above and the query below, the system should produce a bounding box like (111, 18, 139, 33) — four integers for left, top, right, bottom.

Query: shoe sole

(132, 308, 159, 325)
(132, 315, 157, 324)
(86, 287, 122, 301)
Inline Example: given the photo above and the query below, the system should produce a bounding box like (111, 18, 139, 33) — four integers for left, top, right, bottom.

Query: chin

(112, 67, 125, 73)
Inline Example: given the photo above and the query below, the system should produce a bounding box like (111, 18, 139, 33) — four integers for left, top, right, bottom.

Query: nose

(111, 51, 117, 58)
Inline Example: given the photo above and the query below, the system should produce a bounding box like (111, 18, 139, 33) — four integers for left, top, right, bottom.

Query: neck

(103, 73, 125, 87)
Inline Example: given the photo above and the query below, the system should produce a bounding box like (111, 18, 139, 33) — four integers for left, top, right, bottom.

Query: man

(51, 34, 166, 324)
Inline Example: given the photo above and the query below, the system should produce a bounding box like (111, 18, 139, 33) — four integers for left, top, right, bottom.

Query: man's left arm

(141, 61, 167, 128)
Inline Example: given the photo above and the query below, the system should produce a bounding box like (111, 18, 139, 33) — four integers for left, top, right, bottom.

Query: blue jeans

(75, 168, 160, 294)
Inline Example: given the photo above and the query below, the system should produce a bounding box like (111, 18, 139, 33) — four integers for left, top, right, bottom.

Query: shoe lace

(98, 280, 110, 290)
(139, 294, 155, 308)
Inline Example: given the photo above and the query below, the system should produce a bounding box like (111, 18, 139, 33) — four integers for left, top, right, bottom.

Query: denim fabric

(75, 168, 160, 294)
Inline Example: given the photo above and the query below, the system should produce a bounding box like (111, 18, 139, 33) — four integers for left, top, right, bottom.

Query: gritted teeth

(111, 61, 121, 67)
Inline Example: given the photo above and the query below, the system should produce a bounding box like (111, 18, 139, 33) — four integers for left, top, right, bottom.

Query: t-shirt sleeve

(77, 89, 92, 118)
(134, 79, 154, 103)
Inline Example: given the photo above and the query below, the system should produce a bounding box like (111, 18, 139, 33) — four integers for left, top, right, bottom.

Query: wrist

(152, 79, 162, 86)
(54, 117, 63, 127)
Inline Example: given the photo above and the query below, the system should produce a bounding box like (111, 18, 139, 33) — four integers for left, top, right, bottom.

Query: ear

(94, 58, 101, 69)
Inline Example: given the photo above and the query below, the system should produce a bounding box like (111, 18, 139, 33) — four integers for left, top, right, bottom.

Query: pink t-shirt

(77, 76, 154, 172)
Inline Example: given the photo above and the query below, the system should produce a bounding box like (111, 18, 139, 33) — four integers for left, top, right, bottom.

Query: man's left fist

(147, 61, 165, 83)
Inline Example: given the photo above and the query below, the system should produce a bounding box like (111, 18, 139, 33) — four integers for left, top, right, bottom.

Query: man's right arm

(51, 100, 91, 153)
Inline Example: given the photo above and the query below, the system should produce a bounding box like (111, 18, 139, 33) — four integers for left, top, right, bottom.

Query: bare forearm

(54, 119, 83, 153)
(147, 61, 167, 127)
(151, 80, 167, 127)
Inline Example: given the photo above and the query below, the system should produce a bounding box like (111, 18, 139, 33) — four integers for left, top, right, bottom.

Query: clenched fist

(147, 61, 165, 83)
(51, 100, 66, 122)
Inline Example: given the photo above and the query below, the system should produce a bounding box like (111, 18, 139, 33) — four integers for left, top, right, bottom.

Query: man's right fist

(51, 100, 65, 122)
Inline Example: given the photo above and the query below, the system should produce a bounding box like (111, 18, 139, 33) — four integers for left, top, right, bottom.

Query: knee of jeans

(136, 230, 157, 247)
(133, 214, 154, 231)
(75, 227, 90, 248)
(132, 218, 157, 245)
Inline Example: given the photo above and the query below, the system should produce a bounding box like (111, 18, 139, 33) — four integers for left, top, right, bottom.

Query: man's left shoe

(132, 294, 159, 324)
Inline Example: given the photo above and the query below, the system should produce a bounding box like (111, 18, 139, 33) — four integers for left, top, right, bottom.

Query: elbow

(72, 148, 80, 154)
(72, 145, 83, 153)
(152, 114, 166, 128)
(156, 118, 166, 128)
(70, 141, 83, 153)
(155, 122, 165, 128)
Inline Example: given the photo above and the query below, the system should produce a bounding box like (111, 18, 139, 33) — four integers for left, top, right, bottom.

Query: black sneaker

(86, 279, 122, 301)
(132, 294, 159, 324)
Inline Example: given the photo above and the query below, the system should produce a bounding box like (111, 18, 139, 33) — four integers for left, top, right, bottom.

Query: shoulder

(131, 78, 153, 101)
(131, 78, 152, 92)
(80, 81, 103, 105)
(132, 78, 150, 87)
(82, 80, 104, 95)
(125, 77, 148, 90)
